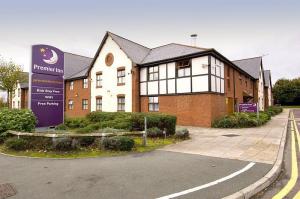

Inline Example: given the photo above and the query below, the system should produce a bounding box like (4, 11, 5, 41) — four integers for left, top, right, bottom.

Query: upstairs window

(177, 60, 191, 77)
(96, 97, 102, 111)
(70, 81, 74, 90)
(149, 97, 159, 112)
(68, 100, 74, 110)
(148, 66, 158, 81)
(117, 68, 125, 85)
(117, 96, 125, 112)
(83, 78, 88, 88)
(82, 99, 88, 110)
(96, 72, 102, 88)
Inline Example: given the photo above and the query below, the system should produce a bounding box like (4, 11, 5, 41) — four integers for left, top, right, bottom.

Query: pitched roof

(106, 32, 210, 65)
(64, 53, 93, 80)
(263, 70, 271, 87)
(141, 43, 210, 64)
(108, 32, 151, 64)
(232, 57, 262, 79)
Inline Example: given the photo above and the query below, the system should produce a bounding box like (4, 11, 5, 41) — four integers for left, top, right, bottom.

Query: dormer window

(177, 60, 191, 77)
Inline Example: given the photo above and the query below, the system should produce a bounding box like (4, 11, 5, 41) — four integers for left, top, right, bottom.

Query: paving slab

(161, 109, 289, 164)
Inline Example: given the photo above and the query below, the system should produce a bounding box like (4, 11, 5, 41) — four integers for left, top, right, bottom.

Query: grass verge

(0, 137, 177, 159)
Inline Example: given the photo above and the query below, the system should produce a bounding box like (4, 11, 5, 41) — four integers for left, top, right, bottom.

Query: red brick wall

(131, 64, 140, 112)
(224, 64, 255, 114)
(21, 89, 28, 109)
(65, 78, 91, 118)
(141, 94, 226, 127)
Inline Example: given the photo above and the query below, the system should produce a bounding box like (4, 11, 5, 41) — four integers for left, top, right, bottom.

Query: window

(68, 100, 74, 110)
(13, 101, 15, 108)
(82, 99, 88, 110)
(149, 97, 159, 112)
(96, 72, 102, 87)
(177, 60, 191, 77)
(83, 78, 88, 88)
(18, 88, 21, 97)
(18, 101, 20, 109)
(148, 66, 158, 81)
(70, 81, 74, 90)
(117, 96, 125, 112)
(96, 97, 102, 111)
(117, 68, 125, 85)
(245, 80, 248, 88)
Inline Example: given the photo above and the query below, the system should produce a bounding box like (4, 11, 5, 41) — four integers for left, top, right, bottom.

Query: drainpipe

(233, 70, 236, 111)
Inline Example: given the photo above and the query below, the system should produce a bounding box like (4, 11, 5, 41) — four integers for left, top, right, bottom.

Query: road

(254, 109, 300, 199)
(0, 110, 289, 199)
(0, 149, 271, 199)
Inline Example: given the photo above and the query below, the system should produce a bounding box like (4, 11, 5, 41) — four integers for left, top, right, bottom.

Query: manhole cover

(0, 183, 17, 199)
(222, 134, 240, 137)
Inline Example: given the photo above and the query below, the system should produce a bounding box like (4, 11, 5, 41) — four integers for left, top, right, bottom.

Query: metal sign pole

(143, 117, 147, 146)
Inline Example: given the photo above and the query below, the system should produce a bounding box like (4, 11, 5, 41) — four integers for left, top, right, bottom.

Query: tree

(273, 78, 300, 105)
(0, 57, 24, 109)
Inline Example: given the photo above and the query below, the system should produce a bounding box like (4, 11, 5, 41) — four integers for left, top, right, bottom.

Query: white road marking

(156, 162, 256, 199)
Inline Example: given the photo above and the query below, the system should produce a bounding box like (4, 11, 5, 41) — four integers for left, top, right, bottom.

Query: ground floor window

(68, 100, 74, 110)
(96, 97, 102, 111)
(149, 96, 159, 112)
(117, 96, 125, 112)
(82, 99, 88, 110)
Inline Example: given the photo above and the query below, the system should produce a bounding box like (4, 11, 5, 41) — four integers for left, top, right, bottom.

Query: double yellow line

(272, 112, 300, 199)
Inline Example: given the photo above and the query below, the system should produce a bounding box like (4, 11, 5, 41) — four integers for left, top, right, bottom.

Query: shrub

(131, 113, 177, 135)
(0, 108, 36, 134)
(212, 112, 271, 128)
(146, 127, 164, 137)
(175, 128, 190, 139)
(55, 123, 68, 130)
(5, 137, 29, 150)
(53, 138, 77, 151)
(266, 106, 283, 116)
(78, 137, 95, 147)
(23, 136, 52, 150)
(64, 118, 90, 129)
(0, 132, 10, 144)
(102, 136, 135, 151)
(75, 123, 101, 133)
(86, 112, 177, 134)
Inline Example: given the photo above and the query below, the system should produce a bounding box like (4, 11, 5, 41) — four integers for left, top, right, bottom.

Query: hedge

(212, 105, 283, 128)
(0, 108, 36, 135)
(83, 112, 177, 135)
(212, 112, 271, 128)
(102, 136, 135, 151)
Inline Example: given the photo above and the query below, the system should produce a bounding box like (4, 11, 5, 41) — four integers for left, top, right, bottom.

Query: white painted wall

(12, 83, 21, 109)
(90, 36, 133, 112)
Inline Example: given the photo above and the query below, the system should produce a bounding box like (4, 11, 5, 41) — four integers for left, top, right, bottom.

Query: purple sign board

(238, 103, 258, 113)
(30, 45, 64, 127)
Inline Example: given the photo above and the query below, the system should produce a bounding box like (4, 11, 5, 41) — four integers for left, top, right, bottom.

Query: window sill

(96, 86, 102, 88)
(117, 83, 125, 86)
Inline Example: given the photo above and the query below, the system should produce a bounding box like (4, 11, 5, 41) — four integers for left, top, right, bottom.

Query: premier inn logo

(40, 47, 58, 65)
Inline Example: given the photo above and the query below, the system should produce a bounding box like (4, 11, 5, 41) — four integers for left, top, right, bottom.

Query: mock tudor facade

(10, 31, 274, 127)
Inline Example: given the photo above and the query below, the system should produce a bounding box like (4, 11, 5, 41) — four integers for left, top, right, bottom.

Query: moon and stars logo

(40, 47, 58, 65)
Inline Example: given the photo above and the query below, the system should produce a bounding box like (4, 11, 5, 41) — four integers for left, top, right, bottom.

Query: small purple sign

(31, 45, 64, 127)
(239, 103, 258, 113)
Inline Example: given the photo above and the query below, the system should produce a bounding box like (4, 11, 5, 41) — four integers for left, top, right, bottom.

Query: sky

(0, 0, 300, 99)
